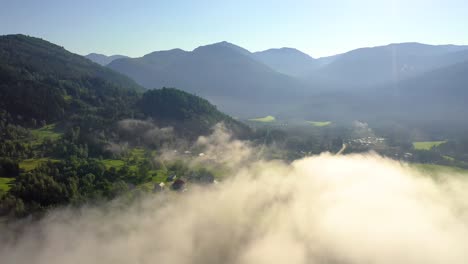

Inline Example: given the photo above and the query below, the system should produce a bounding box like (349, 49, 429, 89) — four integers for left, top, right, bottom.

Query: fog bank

(2, 153, 468, 264)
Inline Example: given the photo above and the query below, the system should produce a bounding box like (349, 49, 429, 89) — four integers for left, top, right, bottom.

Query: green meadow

(30, 124, 62, 146)
(307, 121, 332, 127)
(102, 159, 126, 169)
(248, 115, 276, 123)
(412, 141, 446, 150)
(19, 158, 60, 172)
(0, 178, 14, 192)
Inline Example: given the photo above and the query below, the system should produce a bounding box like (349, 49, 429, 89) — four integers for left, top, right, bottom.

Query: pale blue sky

(1, 0, 467, 58)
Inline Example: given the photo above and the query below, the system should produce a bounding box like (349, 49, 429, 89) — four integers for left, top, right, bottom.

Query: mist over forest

(3, 128, 468, 264)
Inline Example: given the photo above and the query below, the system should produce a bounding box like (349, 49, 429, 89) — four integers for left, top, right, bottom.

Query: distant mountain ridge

(85, 53, 128, 66)
(253, 48, 319, 77)
(308, 42, 468, 89)
(108, 41, 310, 117)
(82, 40, 468, 122)
(295, 58, 468, 126)
(105, 41, 468, 89)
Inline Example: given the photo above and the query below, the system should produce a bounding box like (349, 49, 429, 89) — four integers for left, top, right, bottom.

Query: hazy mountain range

(308, 43, 468, 89)
(252, 48, 320, 77)
(84, 40, 468, 124)
(105, 42, 310, 116)
(88, 41, 468, 89)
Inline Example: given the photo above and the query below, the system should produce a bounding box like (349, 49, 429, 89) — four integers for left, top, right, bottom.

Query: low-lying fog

(2, 126, 468, 264)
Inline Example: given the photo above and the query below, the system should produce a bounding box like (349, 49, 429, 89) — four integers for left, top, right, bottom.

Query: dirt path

(336, 143, 347, 155)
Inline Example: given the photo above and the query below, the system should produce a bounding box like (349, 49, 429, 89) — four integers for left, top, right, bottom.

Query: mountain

(106, 41, 468, 118)
(381, 59, 468, 123)
(307, 42, 468, 89)
(85, 53, 128, 66)
(140, 88, 250, 137)
(108, 48, 189, 90)
(295, 58, 468, 127)
(0, 34, 142, 125)
(215, 41, 252, 57)
(108, 42, 309, 117)
(253, 48, 318, 77)
(0, 35, 249, 136)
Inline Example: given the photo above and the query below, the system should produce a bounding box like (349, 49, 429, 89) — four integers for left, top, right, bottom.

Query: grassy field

(443, 155, 455, 161)
(248, 115, 276, 123)
(102, 159, 126, 169)
(151, 169, 169, 183)
(63, 94, 72, 101)
(0, 178, 14, 192)
(412, 141, 446, 150)
(31, 124, 62, 145)
(307, 121, 332, 127)
(19, 158, 60, 172)
(130, 148, 146, 160)
(102, 148, 148, 170)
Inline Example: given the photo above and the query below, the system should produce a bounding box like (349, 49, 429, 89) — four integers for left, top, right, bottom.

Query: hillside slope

(382, 59, 468, 122)
(0, 34, 142, 125)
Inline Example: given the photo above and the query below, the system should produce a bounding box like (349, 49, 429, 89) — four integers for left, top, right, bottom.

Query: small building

(153, 182, 165, 192)
(172, 179, 185, 191)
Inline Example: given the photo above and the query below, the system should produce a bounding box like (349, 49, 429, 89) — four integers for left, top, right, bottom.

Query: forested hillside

(0, 35, 249, 217)
(0, 34, 142, 125)
(140, 88, 249, 136)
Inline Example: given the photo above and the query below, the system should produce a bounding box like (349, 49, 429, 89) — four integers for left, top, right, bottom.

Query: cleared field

(248, 115, 276, 123)
(19, 158, 60, 172)
(102, 159, 126, 169)
(130, 148, 146, 160)
(412, 141, 446, 150)
(443, 155, 455, 161)
(307, 121, 332, 127)
(103, 148, 148, 169)
(0, 178, 14, 192)
(151, 169, 169, 183)
(31, 124, 62, 145)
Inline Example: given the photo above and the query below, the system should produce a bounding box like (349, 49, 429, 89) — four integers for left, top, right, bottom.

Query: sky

(1, 0, 467, 58)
